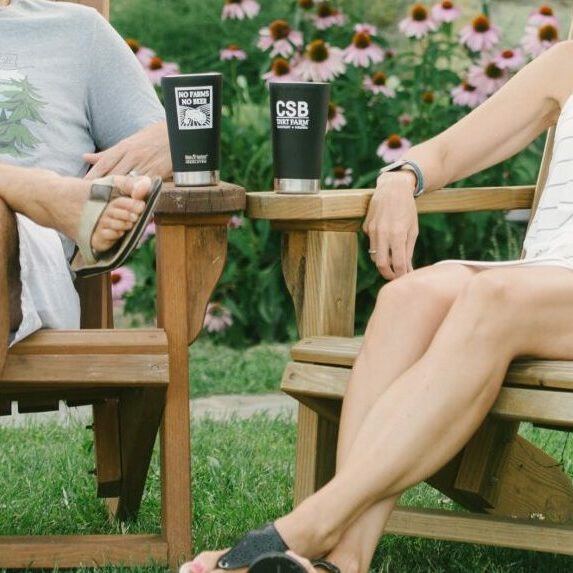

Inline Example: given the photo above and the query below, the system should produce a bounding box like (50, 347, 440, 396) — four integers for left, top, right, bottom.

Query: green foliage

(114, 0, 544, 342)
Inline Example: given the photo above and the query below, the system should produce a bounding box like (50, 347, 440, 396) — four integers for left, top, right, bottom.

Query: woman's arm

(365, 40, 573, 280)
(405, 40, 573, 192)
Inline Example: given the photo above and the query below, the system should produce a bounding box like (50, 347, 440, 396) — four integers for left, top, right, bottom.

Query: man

(0, 0, 172, 372)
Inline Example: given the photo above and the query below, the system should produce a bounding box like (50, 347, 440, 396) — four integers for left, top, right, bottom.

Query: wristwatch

(379, 159, 425, 197)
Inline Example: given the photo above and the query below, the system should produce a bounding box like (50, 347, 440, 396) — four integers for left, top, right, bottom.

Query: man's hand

(363, 171, 419, 280)
(83, 121, 172, 180)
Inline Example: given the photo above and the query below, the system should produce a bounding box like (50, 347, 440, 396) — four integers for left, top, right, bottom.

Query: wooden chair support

(0, 181, 245, 569)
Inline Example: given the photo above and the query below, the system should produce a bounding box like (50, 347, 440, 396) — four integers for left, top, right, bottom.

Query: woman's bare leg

(323, 263, 477, 573)
(184, 263, 478, 573)
(269, 266, 573, 564)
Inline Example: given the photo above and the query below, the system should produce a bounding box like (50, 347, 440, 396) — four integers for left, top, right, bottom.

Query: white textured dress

(438, 92, 573, 271)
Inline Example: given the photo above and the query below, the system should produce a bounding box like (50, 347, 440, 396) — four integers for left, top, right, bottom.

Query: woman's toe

(180, 550, 229, 573)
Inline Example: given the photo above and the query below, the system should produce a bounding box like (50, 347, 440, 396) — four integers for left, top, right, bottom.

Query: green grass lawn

(189, 337, 290, 398)
(0, 416, 571, 573)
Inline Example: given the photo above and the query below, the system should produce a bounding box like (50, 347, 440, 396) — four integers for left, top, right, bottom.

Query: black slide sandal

(248, 553, 341, 573)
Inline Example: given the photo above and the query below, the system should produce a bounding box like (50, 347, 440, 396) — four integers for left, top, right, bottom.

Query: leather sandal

(71, 175, 162, 278)
(249, 552, 341, 573)
(216, 524, 340, 573)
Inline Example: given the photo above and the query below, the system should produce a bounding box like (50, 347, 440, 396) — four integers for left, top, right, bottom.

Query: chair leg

(293, 404, 339, 505)
(93, 398, 122, 499)
(109, 387, 167, 521)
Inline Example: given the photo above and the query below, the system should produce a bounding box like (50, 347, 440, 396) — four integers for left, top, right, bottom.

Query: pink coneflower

(344, 31, 384, 68)
(399, 113, 413, 126)
(528, 5, 559, 28)
(298, 0, 314, 9)
(258, 20, 303, 58)
(222, 0, 260, 20)
(126, 39, 155, 67)
(228, 215, 244, 229)
(431, 1, 461, 24)
(145, 56, 180, 86)
(363, 71, 396, 97)
(493, 48, 525, 70)
(521, 23, 560, 58)
(327, 103, 347, 131)
(451, 80, 487, 108)
(399, 4, 438, 39)
(312, 2, 346, 30)
(220, 44, 248, 61)
(377, 134, 413, 163)
(468, 58, 508, 95)
(296, 39, 346, 82)
(262, 57, 301, 83)
(325, 166, 353, 188)
(354, 23, 378, 36)
(203, 302, 233, 333)
(460, 15, 500, 52)
(111, 266, 136, 301)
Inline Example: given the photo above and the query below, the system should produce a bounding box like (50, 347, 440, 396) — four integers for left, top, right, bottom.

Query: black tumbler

(270, 81, 330, 194)
(162, 73, 222, 186)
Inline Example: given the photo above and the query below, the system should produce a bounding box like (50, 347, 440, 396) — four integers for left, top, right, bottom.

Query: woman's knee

(373, 264, 472, 317)
(450, 270, 517, 341)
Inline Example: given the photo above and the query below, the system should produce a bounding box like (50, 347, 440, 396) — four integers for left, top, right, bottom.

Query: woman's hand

(363, 171, 419, 280)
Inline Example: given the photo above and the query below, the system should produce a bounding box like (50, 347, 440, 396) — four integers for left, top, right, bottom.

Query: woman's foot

(179, 549, 325, 573)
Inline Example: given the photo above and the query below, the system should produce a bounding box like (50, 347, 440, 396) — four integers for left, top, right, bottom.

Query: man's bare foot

(57, 175, 150, 254)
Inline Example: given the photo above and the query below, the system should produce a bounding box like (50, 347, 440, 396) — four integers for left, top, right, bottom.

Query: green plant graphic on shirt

(0, 77, 46, 157)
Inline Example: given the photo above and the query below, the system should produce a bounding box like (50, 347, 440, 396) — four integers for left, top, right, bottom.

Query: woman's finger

(389, 234, 408, 278)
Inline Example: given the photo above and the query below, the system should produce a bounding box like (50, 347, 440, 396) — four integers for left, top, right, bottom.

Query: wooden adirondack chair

(245, 23, 573, 557)
(0, 0, 247, 567)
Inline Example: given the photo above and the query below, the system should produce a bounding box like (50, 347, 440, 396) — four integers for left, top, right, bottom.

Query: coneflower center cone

(472, 15, 490, 33)
(485, 63, 503, 79)
(272, 58, 291, 75)
(387, 134, 403, 148)
(353, 32, 372, 49)
(372, 71, 387, 85)
(149, 56, 163, 70)
(333, 166, 347, 179)
(270, 20, 291, 40)
(317, 3, 334, 18)
(501, 49, 514, 58)
(126, 38, 140, 53)
(441, 0, 454, 9)
(308, 39, 329, 62)
(539, 5, 554, 16)
(539, 24, 558, 42)
(411, 4, 429, 21)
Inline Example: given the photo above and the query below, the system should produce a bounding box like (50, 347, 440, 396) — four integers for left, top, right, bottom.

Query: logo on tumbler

(275, 100, 310, 130)
(175, 86, 213, 130)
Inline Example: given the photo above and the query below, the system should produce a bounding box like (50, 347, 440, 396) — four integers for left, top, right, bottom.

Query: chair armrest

(246, 185, 535, 221)
(155, 180, 245, 221)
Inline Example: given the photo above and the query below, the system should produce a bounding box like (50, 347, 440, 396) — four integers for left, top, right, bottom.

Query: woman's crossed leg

(185, 263, 573, 573)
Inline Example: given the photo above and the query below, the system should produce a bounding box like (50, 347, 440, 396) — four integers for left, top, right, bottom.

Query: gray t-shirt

(0, 0, 165, 177)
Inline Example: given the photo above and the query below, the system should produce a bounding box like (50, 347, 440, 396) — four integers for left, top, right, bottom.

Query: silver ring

(368, 249, 377, 255)
(128, 169, 139, 177)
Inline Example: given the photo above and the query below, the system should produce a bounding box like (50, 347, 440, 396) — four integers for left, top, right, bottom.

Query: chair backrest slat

(526, 10, 573, 232)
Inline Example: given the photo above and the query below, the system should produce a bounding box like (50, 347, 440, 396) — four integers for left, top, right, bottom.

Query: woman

(183, 38, 573, 573)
